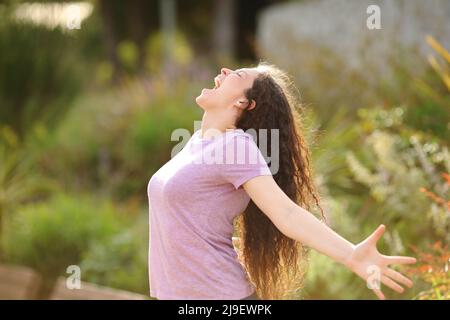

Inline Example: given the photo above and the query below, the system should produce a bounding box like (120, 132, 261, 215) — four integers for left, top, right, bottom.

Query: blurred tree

(95, 0, 291, 76)
(97, 0, 159, 80)
(159, 0, 176, 77)
(0, 10, 81, 139)
(2, 0, 294, 81)
(98, 0, 120, 81)
(212, 0, 236, 65)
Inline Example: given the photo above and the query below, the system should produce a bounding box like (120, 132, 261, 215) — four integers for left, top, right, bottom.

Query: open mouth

(213, 77, 221, 90)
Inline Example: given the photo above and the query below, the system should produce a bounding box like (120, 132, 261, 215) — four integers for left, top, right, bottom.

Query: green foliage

(0, 144, 52, 224)
(1, 193, 126, 279)
(31, 91, 113, 191)
(350, 107, 449, 243)
(116, 87, 200, 199)
(80, 214, 148, 294)
(122, 92, 200, 169)
(117, 40, 139, 73)
(377, 37, 450, 141)
(144, 30, 194, 74)
(34, 77, 202, 201)
(0, 125, 56, 250)
(309, 107, 361, 197)
(0, 14, 82, 140)
(304, 197, 373, 299)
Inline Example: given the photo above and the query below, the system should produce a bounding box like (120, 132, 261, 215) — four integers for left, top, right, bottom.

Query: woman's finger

(381, 275, 404, 294)
(367, 224, 386, 246)
(384, 268, 413, 288)
(373, 288, 385, 300)
(384, 255, 417, 265)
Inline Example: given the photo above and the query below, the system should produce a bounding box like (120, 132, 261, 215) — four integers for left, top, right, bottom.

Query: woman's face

(195, 67, 260, 111)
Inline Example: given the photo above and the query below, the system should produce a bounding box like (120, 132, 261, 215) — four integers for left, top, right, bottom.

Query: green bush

(1, 193, 126, 279)
(348, 107, 449, 243)
(144, 30, 194, 75)
(80, 214, 148, 295)
(0, 125, 56, 250)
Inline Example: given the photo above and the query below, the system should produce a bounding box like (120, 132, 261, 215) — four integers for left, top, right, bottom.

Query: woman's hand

(345, 224, 417, 300)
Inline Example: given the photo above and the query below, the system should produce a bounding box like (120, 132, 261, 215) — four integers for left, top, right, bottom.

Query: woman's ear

(247, 99, 256, 111)
(234, 99, 256, 111)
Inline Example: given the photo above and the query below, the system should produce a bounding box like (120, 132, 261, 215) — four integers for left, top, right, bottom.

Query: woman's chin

(195, 88, 216, 108)
(201, 88, 215, 94)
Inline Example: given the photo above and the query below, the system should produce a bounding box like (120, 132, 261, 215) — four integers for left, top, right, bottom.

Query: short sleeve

(220, 133, 273, 189)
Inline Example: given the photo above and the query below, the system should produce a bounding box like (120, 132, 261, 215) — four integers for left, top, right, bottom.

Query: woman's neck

(200, 111, 237, 139)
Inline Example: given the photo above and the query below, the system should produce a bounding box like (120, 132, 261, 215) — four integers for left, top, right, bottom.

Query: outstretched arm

(243, 175, 417, 300)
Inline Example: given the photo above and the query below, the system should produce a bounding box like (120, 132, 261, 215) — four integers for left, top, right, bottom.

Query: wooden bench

(0, 264, 42, 299)
(49, 277, 149, 300)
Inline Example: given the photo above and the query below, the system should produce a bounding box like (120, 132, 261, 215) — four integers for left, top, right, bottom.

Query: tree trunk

(212, 0, 236, 65)
(128, 0, 147, 72)
(98, 0, 120, 82)
(159, 0, 177, 78)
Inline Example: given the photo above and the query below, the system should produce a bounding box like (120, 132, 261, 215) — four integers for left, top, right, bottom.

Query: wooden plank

(49, 277, 148, 300)
(0, 264, 41, 299)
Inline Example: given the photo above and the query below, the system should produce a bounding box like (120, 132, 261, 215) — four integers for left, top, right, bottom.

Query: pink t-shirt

(147, 128, 273, 299)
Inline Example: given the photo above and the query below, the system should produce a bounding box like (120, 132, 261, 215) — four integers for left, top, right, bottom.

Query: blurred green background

(0, 0, 448, 300)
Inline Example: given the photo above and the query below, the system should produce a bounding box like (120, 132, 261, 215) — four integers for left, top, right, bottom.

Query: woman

(147, 62, 416, 300)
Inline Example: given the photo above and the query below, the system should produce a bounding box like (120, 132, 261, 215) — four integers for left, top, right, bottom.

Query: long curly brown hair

(234, 62, 325, 300)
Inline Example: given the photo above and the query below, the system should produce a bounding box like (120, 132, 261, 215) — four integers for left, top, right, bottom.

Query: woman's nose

(221, 67, 232, 76)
